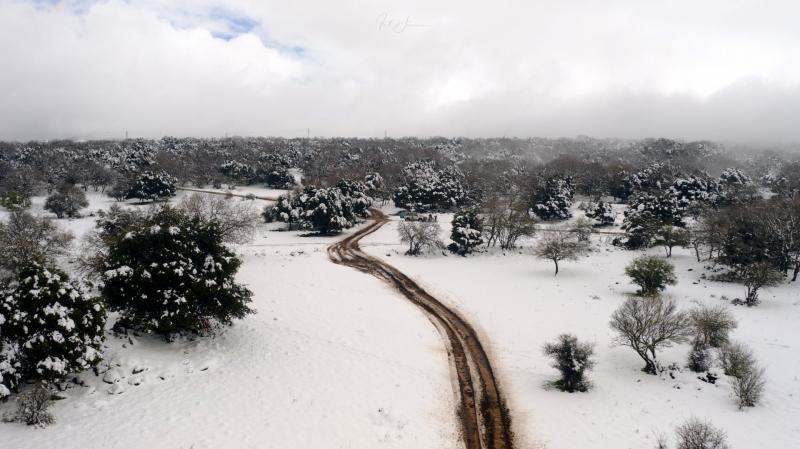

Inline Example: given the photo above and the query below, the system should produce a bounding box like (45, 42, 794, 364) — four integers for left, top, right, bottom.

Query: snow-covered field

(0, 191, 458, 449)
(361, 210, 800, 449)
(2, 192, 798, 449)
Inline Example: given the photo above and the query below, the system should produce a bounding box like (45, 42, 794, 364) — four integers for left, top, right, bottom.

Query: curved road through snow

(328, 209, 514, 449)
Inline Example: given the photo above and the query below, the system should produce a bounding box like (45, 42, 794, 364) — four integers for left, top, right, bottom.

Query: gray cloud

(1, 0, 800, 143)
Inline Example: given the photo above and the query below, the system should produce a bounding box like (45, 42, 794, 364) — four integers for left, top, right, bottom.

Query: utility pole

(306, 127, 310, 139)
(125, 129, 128, 140)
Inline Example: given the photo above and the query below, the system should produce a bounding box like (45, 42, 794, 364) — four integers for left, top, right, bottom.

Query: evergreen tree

(450, 208, 484, 255)
(393, 161, 467, 212)
(532, 176, 574, 221)
(584, 201, 616, 226)
(98, 206, 253, 338)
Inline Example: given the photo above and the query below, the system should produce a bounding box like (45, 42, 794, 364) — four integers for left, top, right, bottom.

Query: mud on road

(328, 209, 514, 449)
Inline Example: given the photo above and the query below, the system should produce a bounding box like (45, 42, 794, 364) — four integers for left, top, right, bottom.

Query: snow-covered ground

(360, 210, 800, 449)
(0, 191, 458, 449)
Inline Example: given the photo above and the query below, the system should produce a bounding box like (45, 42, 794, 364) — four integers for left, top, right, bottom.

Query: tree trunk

(793, 263, 799, 282)
(553, 259, 559, 275)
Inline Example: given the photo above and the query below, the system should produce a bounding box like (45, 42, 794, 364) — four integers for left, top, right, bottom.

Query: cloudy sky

(1, 0, 799, 142)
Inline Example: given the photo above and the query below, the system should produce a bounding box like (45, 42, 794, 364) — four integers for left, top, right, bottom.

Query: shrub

(731, 362, 766, 409)
(625, 256, 677, 296)
(584, 201, 616, 226)
(675, 417, 730, 449)
(610, 296, 691, 374)
(689, 305, 737, 348)
(450, 208, 484, 255)
(0, 211, 73, 273)
(44, 183, 89, 218)
(0, 191, 31, 211)
(571, 217, 594, 242)
(687, 339, 711, 373)
(97, 206, 253, 338)
(718, 341, 756, 377)
(393, 161, 467, 212)
(0, 263, 105, 394)
(8, 384, 55, 427)
(177, 193, 258, 244)
(126, 171, 177, 202)
(399, 220, 442, 255)
(542, 334, 595, 392)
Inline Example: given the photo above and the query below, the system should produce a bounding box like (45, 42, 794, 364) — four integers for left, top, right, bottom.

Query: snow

(3, 188, 798, 449)
(0, 188, 457, 449)
(360, 209, 800, 449)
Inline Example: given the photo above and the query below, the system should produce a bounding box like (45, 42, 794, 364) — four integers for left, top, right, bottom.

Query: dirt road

(328, 209, 514, 449)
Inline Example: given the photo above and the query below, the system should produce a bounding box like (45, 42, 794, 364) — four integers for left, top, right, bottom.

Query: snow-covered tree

(263, 165, 295, 189)
(336, 179, 372, 218)
(584, 201, 616, 226)
(0, 263, 106, 397)
(268, 184, 369, 234)
(126, 171, 177, 202)
(393, 161, 467, 212)
(622, 192, 685, 249)
(449, 208, 484, 255)
(219, 160, 255, 183)
(97, 206, 253, 338)
(44, 183, 89, 218)
(532, 176, 574, 221)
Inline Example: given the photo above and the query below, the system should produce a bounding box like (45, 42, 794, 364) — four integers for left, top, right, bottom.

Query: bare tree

(177, 193, 259, 244)
(571, 217, 594, 242)
(609, 296, 691, 374)
(0, 211, 73, 273)
(398, 221, 442, 255)
(534, 230, 589, 275)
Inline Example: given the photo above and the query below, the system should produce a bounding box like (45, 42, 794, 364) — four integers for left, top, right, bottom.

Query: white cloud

(1, 0, 800, 142)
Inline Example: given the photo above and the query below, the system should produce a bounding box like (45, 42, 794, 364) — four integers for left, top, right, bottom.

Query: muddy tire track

(328, 209, 514, 449)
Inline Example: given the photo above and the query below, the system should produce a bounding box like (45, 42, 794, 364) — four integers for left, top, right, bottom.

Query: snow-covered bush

(398, 220, 442, 255)
(542, 334, 595, 392)
(7, 383, 55, 427)
(263, 165, 295, 189)
(625, 256, 677, 296)
(268, 185, 367, 234)
(719, 168, 751, 189)
(670, 175, 718, 211)
(393, 161, 467, 212)
(610, 296, 691, 374)
(622, 192, 686, 249)
(584, 201, 616, 226)
(532, 176, 574, 221)
(0, 191, 31, 211)
(97, 206, 253, 338)
(675, 418, 730, 449)
(449, 208, 484, 255)
(336, 179, 372, 218)
(718, 341, 756, 378)
(219, 160, 255, 183)
(177, 193, 259, 244)
(0, 263, 105, 395)
(689, 305, 737, 348)
(126, 171, 177, 202)
(44, 183, 89, 218)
